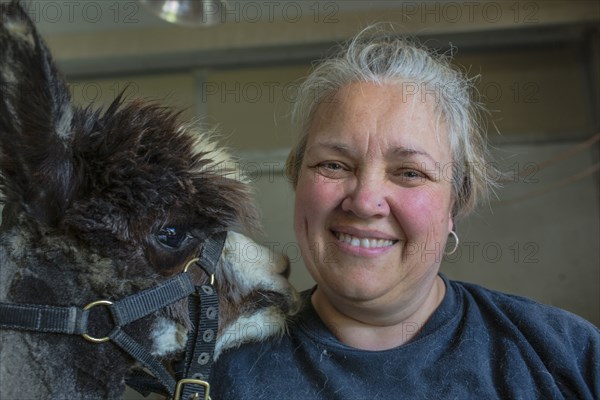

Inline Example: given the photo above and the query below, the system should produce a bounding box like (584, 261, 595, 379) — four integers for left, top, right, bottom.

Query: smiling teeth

(335, 232, 395, 248)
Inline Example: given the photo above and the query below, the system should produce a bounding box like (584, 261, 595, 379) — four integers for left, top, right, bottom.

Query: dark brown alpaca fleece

(0, 2, 297, 398)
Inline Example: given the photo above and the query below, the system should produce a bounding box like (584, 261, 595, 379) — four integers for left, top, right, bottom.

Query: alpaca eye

(156, 227, 188, 249)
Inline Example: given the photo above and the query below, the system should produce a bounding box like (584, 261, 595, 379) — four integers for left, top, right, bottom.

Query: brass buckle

(82, 300, 113, 343)
(174, 378, 211, 400)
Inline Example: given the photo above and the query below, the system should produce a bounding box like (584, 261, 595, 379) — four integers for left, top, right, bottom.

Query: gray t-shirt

(211, 275, 599, 399)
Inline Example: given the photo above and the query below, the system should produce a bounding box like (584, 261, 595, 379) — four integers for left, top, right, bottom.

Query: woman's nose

(341, 175, 390, 219)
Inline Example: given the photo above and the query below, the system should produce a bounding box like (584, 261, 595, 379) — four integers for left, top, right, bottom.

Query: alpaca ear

(0, 1, 74, 226)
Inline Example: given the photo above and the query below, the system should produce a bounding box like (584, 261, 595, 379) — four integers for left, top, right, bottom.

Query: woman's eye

(395, 169, 426, 182)
(156, 227, 189, 249)
(315, 161, 347, 178)
(403, 170, 421, 179)
(323, 162, 342, 170)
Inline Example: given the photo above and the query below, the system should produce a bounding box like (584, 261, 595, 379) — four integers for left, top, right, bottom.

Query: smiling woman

(211, 24, 600, 400)
(294, 82, 454, 347)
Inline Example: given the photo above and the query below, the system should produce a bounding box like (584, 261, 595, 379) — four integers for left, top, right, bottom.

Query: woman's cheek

(294, 174, 330, 235)
(393, 187, 451, 236)
(299, 173, 345, 210)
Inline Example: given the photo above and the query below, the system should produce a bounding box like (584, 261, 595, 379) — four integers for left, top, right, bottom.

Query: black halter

(0, 231, 228, 400)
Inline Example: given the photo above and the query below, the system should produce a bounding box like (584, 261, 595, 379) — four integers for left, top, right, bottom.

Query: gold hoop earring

(445, 231, 459, 256)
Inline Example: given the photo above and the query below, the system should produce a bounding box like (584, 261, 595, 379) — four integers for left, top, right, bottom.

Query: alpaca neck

(0, 332, 128, 399)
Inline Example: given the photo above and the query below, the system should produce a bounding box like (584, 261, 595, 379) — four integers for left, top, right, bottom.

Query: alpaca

(0, 2, 298, 399)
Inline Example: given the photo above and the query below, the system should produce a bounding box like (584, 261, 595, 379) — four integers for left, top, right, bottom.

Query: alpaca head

(0, 2, 298, 398)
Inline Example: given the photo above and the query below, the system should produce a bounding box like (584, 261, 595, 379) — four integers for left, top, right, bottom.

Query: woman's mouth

(332, 231, 397, 249)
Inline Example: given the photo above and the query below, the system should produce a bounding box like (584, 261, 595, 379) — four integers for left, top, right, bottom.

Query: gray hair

(286, 24, 497, 220)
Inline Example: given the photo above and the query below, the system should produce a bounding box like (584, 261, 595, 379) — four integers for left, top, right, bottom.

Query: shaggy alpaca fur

(0, 2, 297, 398)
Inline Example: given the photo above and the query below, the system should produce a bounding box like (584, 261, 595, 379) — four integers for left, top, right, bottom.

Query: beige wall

(204, 65, 307, 150)
(70, 72, 198, 121)
(455, 45, 592, 137)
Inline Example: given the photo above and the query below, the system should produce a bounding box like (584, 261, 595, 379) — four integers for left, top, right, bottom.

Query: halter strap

(0, 270, 196, 341)
(0, 303, 83, 335)
(0, 231, 228, 400)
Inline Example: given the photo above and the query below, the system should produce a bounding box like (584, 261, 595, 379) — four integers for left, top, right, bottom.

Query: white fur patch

(0, 229, 28, 299)
(219, 232, 290, 296)
(185, 126, 239, 179)
(5, 20, 35, 48)
(0, 69, 18, 121)
(1, 68, 17, 86)
(150, 318, 187, 356)
(214, 307, 286, 359)
(55, 105, 73, 141)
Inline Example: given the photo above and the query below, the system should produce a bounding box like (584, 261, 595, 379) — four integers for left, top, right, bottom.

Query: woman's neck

(311, 275, 446, 351)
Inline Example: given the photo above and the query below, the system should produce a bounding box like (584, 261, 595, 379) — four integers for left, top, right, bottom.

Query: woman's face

(294, 82, 455, 310)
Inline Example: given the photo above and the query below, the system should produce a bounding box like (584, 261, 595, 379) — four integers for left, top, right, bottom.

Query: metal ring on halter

(445, 231, 459, 256)
(82, 300, 114, 343)
(183, 258, 215, 286)
(184, 258, 200, 273)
